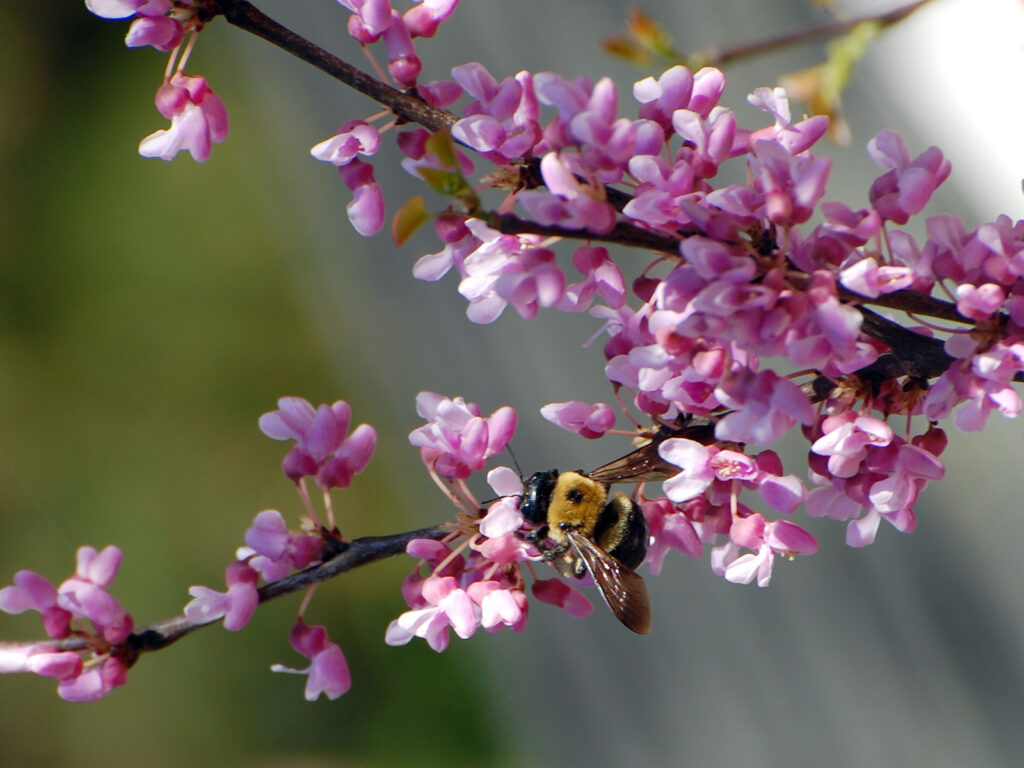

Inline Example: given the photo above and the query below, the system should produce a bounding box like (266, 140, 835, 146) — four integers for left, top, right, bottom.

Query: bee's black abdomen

(594, 496, 648, 570)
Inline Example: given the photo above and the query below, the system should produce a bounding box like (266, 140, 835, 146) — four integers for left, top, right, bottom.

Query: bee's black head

(519, 469, 559, 524)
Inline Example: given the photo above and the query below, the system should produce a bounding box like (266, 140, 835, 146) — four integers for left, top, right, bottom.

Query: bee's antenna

(506, 445, 524, 479)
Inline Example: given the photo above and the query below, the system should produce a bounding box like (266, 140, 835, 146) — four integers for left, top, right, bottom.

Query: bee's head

(519, 469, 559, 524)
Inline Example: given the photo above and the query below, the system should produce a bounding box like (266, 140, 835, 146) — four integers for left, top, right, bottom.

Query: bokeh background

(3, 0, 1024, 765)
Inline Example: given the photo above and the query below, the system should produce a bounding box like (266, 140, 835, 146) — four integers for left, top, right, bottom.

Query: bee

(517, 415, 716, 634)
(520, 468, 652, 634)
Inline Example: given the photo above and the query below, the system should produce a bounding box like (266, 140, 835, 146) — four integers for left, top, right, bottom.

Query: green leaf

(425, 128, 459, 169)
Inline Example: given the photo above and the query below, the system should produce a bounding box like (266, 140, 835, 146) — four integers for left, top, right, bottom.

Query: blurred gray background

(2, 0, 1023, 765)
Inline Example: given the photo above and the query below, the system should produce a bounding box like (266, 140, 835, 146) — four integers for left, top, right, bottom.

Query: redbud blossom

(531, 578, 593, 618)
(259, 397, 377, 488)
(540, 400, 616, 439)
(0, 546, 133, 701)
(125, 15, 183, 51)
(140, 73, 229, 162)
(408, 391, 516, 479)
(271, 620, 351, 701)
(184, 562, 259, 631)
(86, 0, 170, 19)
(311, 120, 381, 166)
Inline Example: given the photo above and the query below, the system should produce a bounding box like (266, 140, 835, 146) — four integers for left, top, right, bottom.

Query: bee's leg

(542, 539, 571, 561)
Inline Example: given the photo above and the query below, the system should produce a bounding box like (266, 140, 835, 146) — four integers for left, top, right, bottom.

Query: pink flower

(867, 130, 951, 224)
(457, 223, 565, 322)
(540, 400, 616, 439)
(57, 656, 129, 703)
(955, 282, 1006, 321)
(713, 514, 816, 586)
(745, 86, 829, 155)
(517, 154, 617, 234)
(839, 257, 914, 298)
(311, 120, 381, 166)
(338, 0, 394, 43)
(811, 412, 893, 478)
(531, 578, 593, 618)
(271, 620, 351, 701)
(243, 510, 324, 578)
(659, 438, 757, 503)
(385, 575, 479, 651)
(0, 546, 134, 701)
(478, 468, 524, 537)
(338, 159, 386, 236)
(86, 0, 170, 19)
(0, 570, 72, 639)
(0, 643, 82, 680)
(451, 64, 541, 162)
(714, 369, 815, 446)
(403, 0, 459, 38)
(140, 73, 229, 162)
(467, 581, 528, 632)
(57, 546, 133, 644)
(382, 10, 421, 88)
(259, 397, 377, 488)
(642, 497, 703, 575)
(750, 139, 831, 226)
(408, 391, 516, 478)
(184, 562, 259, 631)
(557, 245, 626, 312)
(125, 15, 183, 51)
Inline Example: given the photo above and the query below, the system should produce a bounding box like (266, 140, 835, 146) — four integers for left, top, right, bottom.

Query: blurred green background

(0, 5, 503, 767)
(4, 2, 1024, 767)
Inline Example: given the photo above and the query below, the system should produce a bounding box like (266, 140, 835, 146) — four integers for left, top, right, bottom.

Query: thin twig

(696, 0, 934, 67)
(48, 526, 449, 658)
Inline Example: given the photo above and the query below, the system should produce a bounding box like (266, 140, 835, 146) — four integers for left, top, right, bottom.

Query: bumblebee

(520, 469, 652, 634)
(517, 416, 717, 634)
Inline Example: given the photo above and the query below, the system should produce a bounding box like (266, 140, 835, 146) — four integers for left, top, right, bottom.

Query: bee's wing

(566, 529, 652, 634)
(586, 441, 678, 485)
(587, 418, 716, 485)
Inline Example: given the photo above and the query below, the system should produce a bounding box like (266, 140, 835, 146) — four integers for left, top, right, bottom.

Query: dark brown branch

(488, 213, 684, 256)
(211, 0, 455, 132)
(51, 526, 450, 658)
(697, 0, 933, 67)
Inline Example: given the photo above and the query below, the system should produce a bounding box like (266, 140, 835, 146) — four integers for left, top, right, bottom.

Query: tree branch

(696, 0, 934, 67)
(50, 525, 450, 659)
(211, 0, 455, 131)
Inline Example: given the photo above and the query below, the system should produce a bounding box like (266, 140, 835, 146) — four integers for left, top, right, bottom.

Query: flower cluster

(0, 546, 133, 701)
(337, 0, 460, 90)
(86, 0, 228, 161)
(344, 61, 1024, 584)
(388, 395, 583, 649)
(181, 396, 379, 699)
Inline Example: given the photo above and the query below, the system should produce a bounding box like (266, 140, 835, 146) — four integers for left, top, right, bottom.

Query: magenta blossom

(242, 510, 325, 581)
(408, 391, 516, 478)
(338, 159, 386, 236)
(140, 73, 229, 162)
(530, 578, 593, 618)
(0, 546, 134, 701)
(642, 497, 703, 575)
(467, 581, 528, 632)
(184, 562, 260, 631)
(810, 412, 894, 478)
(125, 15, 183, 51)
(540, 400, 616, 439)
(271, 620, 351, 701)
(867, 130, 951, 224)
(259, 396, 377, 488)
(311, 120, 382, 166)
(385, 575, 479, 651)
